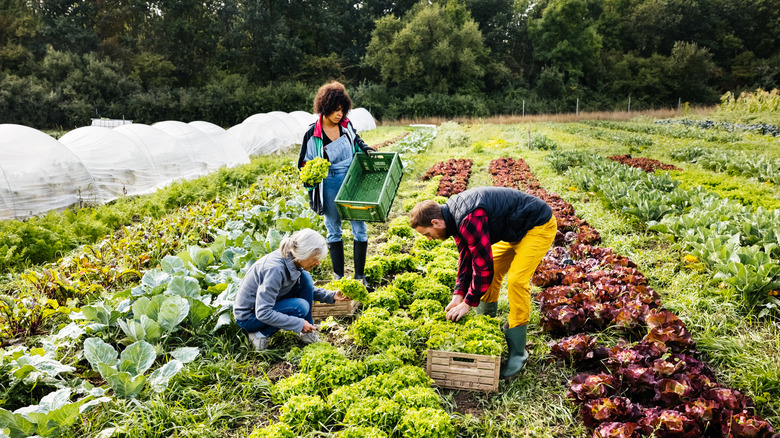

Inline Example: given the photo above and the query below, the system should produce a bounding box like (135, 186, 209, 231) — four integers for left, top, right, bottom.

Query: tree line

(1, 0, 778, 128)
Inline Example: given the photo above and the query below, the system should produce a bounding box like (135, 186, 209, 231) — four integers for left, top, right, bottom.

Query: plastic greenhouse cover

(241, 113, 299, 151)
(290, 111, 317, 132)
(347, 108, 377, 132)
(0, 124, 100, 220)
(153, 121, 229, 172)
(188, 121, 250, 167)
(114, 123, 202, 184)
(59, 126, 161, 203)
(267, 111, 309, 142)
(0, 110, 376, 220)
(228, 118, 291, 156)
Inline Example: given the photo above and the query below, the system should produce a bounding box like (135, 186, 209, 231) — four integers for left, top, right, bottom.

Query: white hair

(279, 228, 327, 262)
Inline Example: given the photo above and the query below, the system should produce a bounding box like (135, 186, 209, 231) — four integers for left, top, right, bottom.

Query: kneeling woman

(233, 228, 350, 350)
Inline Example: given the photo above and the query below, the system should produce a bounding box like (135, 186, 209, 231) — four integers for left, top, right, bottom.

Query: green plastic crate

(335, 152, 403, 222)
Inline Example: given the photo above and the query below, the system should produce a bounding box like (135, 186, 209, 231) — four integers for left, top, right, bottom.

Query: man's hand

(334, 291, 351, 301)
(445, 294, 464, 311)
(446, 302, 471, 321)
(302, 321, 316, 333)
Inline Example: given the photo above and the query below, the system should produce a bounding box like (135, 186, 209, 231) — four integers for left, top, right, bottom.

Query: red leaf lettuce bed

(608, 154, 681, 173)
(423, 158, 473, 197)
(490, 157, 776, 438)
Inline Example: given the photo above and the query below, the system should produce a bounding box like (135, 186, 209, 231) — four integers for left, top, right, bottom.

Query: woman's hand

(334, 291, 351, 301)
(302, 321, 316, 333)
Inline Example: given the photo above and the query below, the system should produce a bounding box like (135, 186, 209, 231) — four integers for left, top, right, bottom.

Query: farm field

(2, 115, 780, 438)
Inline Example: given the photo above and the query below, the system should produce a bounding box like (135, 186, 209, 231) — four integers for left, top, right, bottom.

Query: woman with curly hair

(297, 81, 375, 287)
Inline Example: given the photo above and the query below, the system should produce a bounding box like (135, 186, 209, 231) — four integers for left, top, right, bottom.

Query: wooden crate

(426, 350, 501, 393)
(311, 300, 359, 322)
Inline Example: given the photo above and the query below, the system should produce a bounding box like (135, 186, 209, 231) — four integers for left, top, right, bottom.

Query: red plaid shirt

(452, 208, 493, 307)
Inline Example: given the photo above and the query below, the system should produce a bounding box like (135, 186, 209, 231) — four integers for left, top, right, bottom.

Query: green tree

(364, 1, 486, 94)
(603, 50, 672, 105)
(667, 41, 719, 103)
(33, 0, 100, 55)
(528, 0, 602, 84)
(143, 0, 227, 86)
(218, 0, 304, 83)
(0, 0, 39, 72)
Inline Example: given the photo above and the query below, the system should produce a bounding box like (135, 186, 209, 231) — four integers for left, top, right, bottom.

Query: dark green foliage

(2, 0, 778, 125)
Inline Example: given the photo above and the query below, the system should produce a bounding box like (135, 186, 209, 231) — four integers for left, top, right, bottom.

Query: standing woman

(298, 81, 375, 286)
(233, 228, 350, 350)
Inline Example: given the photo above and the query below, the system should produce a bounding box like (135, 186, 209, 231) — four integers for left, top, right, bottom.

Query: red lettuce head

(683, 398, 722, 428)
(568, 373, 620, 402)
(726, 411, 775, 438)
(638, 408, 702, 438)
(703, 388, 751, 412)
(593, 422, 640, 438)
(581, 397, 641, 428)
(653, 375, 694, 406)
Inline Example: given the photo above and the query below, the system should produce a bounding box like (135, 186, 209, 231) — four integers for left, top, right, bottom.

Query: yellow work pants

(481, 216, 557, 328)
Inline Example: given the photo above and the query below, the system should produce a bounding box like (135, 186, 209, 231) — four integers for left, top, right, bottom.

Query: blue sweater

(233, 250, 334, 332)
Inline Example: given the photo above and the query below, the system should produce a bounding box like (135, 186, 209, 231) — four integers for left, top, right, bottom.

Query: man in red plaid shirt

(410, 186, 556, 378)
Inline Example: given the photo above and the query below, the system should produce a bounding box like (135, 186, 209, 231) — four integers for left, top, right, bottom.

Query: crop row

(557, 124, 655, 148)
(493, 157, 776, 438)
(672, 147, 780, 185)
(0, 167, 319, 339)
(583, 120, 744, 144)
(253, 211, 505, 436)
(656, 119, 780, 138)
(489, 157, 601, 246)
(0, 157, 289, 274)
(0, 168, 323, 435)
(547, 151, 780, 311)
(390, 127, 438, 155)
(607, 154, 680, 173)
(422, 158, 473, 197)
(374, 132, 410, 150)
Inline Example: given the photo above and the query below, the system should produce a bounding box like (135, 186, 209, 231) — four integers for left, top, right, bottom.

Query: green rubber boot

(500, 324, 529, 379)
(475, 301, 498, 318)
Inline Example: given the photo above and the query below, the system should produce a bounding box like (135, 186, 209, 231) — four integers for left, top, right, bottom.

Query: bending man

(410, 186, 556, 378)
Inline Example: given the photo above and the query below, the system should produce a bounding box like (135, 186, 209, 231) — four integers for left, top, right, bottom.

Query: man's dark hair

(313, 81, 352, 116)
(410, 200, 443, 228)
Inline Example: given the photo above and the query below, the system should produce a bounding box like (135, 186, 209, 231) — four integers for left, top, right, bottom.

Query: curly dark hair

(313, 81, 352, 116)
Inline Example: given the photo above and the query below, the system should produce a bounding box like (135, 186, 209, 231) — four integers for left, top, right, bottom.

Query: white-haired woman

(233, 228, 350, 350)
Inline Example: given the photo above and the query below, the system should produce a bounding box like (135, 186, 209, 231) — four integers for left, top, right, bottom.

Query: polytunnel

(114, 124, 202, 184)
(289, 111, 317, 132)
(0, 124, 100, 220)
(241, 113, 299, 152)
(228, 118, 291, 156)
(348, 108, 377, 132)
(153, 121, 229, 172)
(188, 121, 250, 167)
(59, 126, 161, 203)
(267, 111, 309, 143)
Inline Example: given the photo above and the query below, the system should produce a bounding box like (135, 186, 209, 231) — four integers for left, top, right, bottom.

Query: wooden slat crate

(311, 300, 359, 322)
(426, 350, 501, 393)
